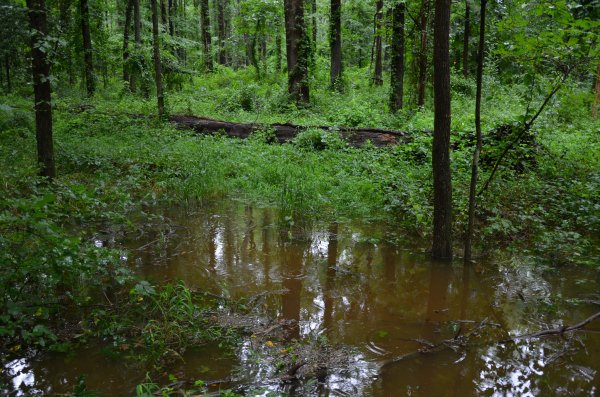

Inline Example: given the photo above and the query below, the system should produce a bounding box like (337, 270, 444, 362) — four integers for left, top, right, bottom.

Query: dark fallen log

(169, 115, 411, 147)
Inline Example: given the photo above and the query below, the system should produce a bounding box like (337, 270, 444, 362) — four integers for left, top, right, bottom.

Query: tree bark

(593, 62, 600, 118)
(160, 0, 168, 29)
(283, 0, 310, 103)
(418, 0, 429, 108)
(276, 24, 282, 72)
(389, 2, 405, 112)
(151, 0, 165, 116)
(217, 0, 227, 64)
(432, 0, 453, 260)
(130, 0, 141, 92)
(373, 0, 383, 85)
(311, 0, 317, 67)
(329, 0, 342, 88)
(168, 0, 174, 35)
(26, 0, 55, 179)
(200, 0, 213, 71)
(123, 0, 133, 86)
(462, 0, 470, 77)
(4, 56, 10, 92)
(464, 0, 486, 262)
(80, 0, 95, 96)
(170, 115, 410, 147)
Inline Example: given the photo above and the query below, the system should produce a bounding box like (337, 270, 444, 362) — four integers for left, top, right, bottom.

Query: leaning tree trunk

(123, 0, 133, 86)
(464, 0, 486, 262)
(200, 0, 213, 71)
(432, 0, 453, 260)
(26, 0, 55, 179)
(330, 0, 342, 88)
(389, 2, 405, 112)
(80, 0, 95, 96)
(462, 0, 470, 77)
(373, 0, 383, 85)
(417, 0, 429, 108)
(151, 0, 165, 116)
(283, 0, 310, 104)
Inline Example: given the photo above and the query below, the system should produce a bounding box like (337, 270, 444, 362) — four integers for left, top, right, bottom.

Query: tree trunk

(130, 0, 141, 92)
(80, 0, 95, 96)
(250, 19, 262, 79)
(418, 0, 429, 108)
(462, 0, 470, 77)
(123, 0, 133, 86)
(26, 0, 55, 179)
(373, 0, 383, 85)
(432, 0, 453, 260)
(276, 24, 282, 72)
(330, 0, 342, 88)
(593, 62, 600, 118)
(200, 0, 213, 71)
(151, 0, 165, 116)
(283, 0, 310, 103)
(311, 0, 317, 68)
(4, 56, 10, 92)
(464, 0, 486, 262)
(160, 0, 168, 29)
(389, 2, 405, 112)
(217, 0, 227, 64)
(168, 0, 174, 35)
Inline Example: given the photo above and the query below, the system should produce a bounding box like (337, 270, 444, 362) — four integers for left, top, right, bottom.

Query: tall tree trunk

(432, 0, 453, 260)
(80, 0, 95, 96)
(217, 0, 227, 64)
(330, 0, 342, 88)
(4, 56, 10, 92)
(130, 0, 141, 92)
(311, 0, 317, 68)
(250, 19, 262, 79)
(373, 0, 383, 85)
(160, 0, 168, 29)
(389, 2, 405, 112)
(123, 0, 133, 86)
(283, 0, 310, 103)
(418, 0, 429, 108)
(276, 24, 282, 72)
(462, 0, 470, 77)
(26, 0, 55, 179)
(151, 0, 165, 116)
(200, 0, 213, 71)
(593, 62, 600, 118)
(464, 0, 486, 261)
(168, 0, 174, 35)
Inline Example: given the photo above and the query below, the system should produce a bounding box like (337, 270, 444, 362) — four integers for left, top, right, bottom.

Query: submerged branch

(505, 310, 600, 342)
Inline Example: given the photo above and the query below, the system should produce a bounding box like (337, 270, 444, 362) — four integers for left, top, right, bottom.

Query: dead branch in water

(504, 310, 600, 343)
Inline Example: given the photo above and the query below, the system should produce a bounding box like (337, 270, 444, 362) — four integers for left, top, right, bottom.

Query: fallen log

(169, 115, 411, 147)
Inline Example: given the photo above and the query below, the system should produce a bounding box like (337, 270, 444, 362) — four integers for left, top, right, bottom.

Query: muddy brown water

(4, 201, 600, 396)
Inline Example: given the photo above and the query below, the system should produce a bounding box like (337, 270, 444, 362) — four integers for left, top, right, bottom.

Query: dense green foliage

(0, 0, 599, 393)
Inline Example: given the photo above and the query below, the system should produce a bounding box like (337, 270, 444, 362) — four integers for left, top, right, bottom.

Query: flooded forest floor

(1, 90, 599, 396)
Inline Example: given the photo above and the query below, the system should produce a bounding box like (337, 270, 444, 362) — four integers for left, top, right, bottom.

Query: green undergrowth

(1, 67, 599, 377)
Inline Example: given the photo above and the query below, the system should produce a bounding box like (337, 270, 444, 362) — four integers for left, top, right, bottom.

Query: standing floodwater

(4, 201, 599, 396)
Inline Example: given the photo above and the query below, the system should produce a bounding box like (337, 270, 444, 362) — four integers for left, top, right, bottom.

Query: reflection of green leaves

(376, 330, 389, 338)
